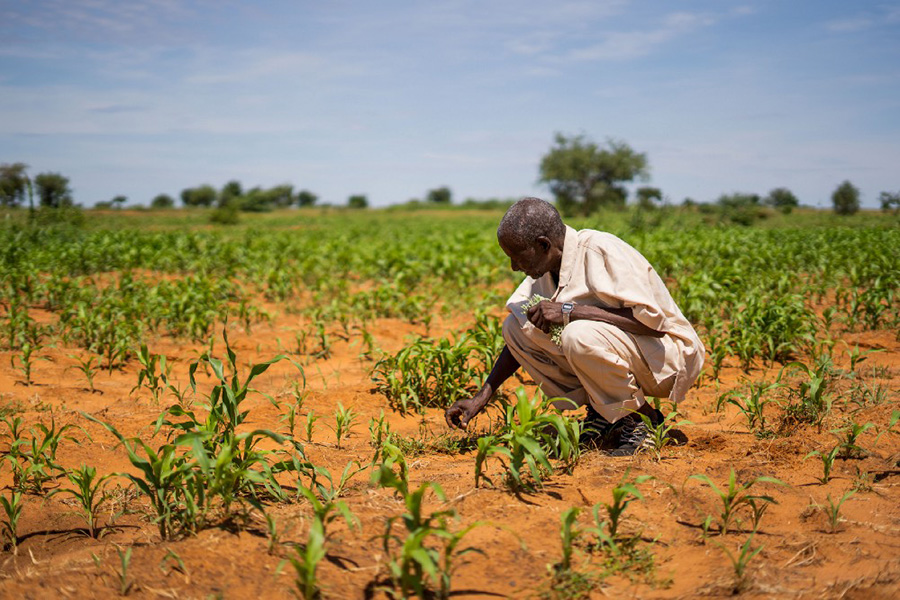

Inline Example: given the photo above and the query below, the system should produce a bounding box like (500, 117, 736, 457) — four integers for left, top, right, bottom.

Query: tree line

(3, 138, 898, 216)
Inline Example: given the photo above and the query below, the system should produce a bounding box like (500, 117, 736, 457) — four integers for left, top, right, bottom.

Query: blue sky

(1, 0, 899, 208)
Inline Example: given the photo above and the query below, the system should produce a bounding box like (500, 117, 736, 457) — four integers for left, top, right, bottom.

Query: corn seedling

(372, 462, 484, 600)
(68, 353, 102, 393)
(804, 445, 840, 484)
(689, 469, 784, 535)
(7, 418, 82, 494)
(715, 534, 763, 593)
(0, 491, 23, 551)
(116, 545, 135, 595)
(50, 464, 115, 538)
(132, 343, 169, 404)
(634, 402, 691, 459)
(331, 403, 356, 449)
(832, 420, 874, 458)
(304, 409, 319, 443)
(818, 490, 855, 533)
(716, 379, 780, 436)
(782, 359, 834, 429)
(474, 387, 580, 491)
(584, 471, 653, 553)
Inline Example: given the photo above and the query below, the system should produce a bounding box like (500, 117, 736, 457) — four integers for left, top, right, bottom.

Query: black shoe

(606, 407, 663, 457)
(579, 405, 614, 447)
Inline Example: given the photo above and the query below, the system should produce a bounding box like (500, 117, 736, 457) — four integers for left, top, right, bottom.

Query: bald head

(497, 197, 565, 250)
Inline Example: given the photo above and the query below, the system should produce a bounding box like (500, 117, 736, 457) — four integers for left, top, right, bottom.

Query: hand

(445, 393, 488, 430)
(527, 300, 564, 334)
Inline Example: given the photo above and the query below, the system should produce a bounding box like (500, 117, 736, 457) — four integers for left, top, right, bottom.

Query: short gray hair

(497, 197, 565, 249)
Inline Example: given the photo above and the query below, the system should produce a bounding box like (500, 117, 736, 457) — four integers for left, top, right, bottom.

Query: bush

(209, 200, 240, 224)
(348, 194, 368, 209)
(151, 194, 175, 209)
(717, 193, 765, 226)
(765, 187, 799, 214)
(832, 181, 860, 215)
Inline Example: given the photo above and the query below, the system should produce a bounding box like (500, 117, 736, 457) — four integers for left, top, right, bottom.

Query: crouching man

(445, 197, 705, 456)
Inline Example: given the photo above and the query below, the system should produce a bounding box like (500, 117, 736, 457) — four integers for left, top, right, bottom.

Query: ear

(536, 236, 552, 252)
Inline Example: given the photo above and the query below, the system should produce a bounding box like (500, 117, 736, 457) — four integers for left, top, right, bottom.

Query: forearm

(570, 305, 664, 338)
(475, 345, 520, 403)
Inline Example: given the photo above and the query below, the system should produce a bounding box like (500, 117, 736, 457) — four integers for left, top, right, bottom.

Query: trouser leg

(502, 315, 675, 423)
(501, 314, 588, 410)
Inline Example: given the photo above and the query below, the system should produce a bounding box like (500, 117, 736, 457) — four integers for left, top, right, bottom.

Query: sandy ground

(0, 299, 898, 599)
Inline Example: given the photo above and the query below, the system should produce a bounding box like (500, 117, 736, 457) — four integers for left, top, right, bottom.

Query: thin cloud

(566, 11, 716, 61)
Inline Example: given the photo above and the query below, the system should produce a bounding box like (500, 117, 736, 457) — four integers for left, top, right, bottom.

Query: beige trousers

(502, 314, 676, 423)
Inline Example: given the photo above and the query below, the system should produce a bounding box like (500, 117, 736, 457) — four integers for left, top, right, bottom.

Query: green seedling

(132, 344, 169, 404)
(116, 545, 135, 595)
(584, 471, 652, 553)
(715, 534, 763, 593)
(832, 421, 874, 458)
(68, 353, 102, 393)
(804, 445, 840, 484)
(50, 464, 115, 538)
(634, 402, 690, 459)
(818, 490, 855, 533)
(305, 410, 319, 443)
(0, 491, 23, 551)
(689, 470, 784, 535)
(717, 379, 779, 435)
(331, 403, 356, 449)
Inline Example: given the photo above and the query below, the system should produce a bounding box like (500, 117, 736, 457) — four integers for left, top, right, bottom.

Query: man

(445, 197, 704, 456)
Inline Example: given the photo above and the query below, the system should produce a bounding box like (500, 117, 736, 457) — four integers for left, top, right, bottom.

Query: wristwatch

(562, 301, 575, 327)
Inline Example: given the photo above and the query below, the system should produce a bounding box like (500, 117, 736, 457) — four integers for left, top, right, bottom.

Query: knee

(560, 321, 618, 364)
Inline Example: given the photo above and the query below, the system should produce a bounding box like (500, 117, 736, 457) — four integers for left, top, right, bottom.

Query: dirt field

(1, 293, 898, 600)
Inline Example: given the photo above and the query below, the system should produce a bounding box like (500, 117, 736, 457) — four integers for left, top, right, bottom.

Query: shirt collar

(557, 225, 578, 290)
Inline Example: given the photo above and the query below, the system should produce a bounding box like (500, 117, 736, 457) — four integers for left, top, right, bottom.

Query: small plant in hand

(523, 294, 563, 345)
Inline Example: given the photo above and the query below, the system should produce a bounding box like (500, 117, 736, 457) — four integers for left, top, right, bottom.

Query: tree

(764, 187, 799, 214)
(181, 185, 217, 207)
(716, 192, 764, 226)
(878, 191, 900, 212)
(34, 172, 73, 208)
(539, 133, 649, 215)
(832, 180, 860, 215)
(268, 184, 294, 208)
(151, 193, 175, 209)
(426, 186, 452, 204)
(111, 195, 127, 209)
(240, 187, 276, 212)
(348, 194, 368, 209)
(0, 162, 30, 208)
(635, 186, 662, 209)
(296, 189, 318, 207)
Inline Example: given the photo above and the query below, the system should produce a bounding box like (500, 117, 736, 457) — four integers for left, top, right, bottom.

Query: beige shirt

(506, 226, 705, 404)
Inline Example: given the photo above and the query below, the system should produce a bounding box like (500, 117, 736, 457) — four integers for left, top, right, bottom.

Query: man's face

(498, 235, 552, 280)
